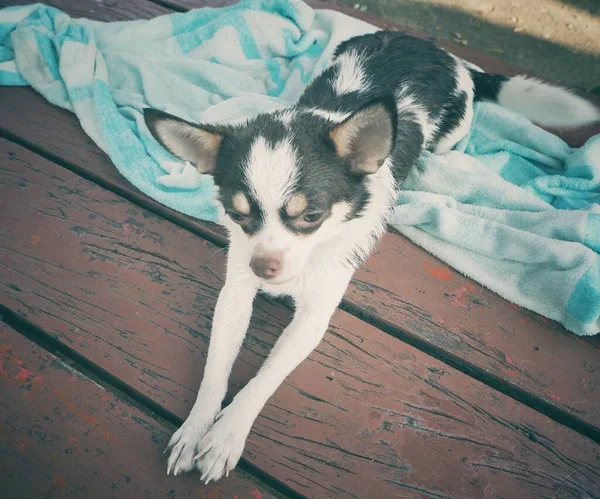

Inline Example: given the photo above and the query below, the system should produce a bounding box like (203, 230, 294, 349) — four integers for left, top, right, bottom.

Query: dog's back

(299, 31, 460, 130)
(297, 31, 599, 177)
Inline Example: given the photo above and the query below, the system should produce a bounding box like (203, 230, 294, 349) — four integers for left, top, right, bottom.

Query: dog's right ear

(144, 108, 224, 175)
(329, 98, 397, 175)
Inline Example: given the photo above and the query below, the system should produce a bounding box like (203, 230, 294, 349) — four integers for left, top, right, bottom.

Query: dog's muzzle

(249, 253, 283, 279)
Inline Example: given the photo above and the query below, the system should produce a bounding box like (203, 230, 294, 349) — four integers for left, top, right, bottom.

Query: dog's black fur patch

(470, 70, 509, 102)
(297, 31, 465, 180)
(201, 32, 485, 230)
(215, 108, 379, 233)
(146, 31, 511, 233)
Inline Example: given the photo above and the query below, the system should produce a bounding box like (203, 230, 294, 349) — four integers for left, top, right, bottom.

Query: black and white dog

(144, 31, 599, 482)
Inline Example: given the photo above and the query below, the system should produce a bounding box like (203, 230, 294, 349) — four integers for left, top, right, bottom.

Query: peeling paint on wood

(349, 234, 600, 427)
(0, 5, 598, 432)
(0, 322, 273, 498)
(0, 0, 599, 497)
(1, 140, 599, 498)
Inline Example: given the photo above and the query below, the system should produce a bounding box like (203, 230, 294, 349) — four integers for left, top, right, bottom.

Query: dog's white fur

(498, 75, 600, 128)
(395, 88, 439, 147)
(167, 149, 396, 482)
(306, 107, 351, 122)
(155, 48, 599, 483)
(335, 49, 370, 95)
(435, 61, 475, 154)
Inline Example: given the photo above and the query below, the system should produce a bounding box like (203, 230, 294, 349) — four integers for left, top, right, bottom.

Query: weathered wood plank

(0, 0, 172, 20)
(0, 0, 598, 434)
(0, 321, 275, 499)
(166, 0, 600, 433)
(348, 235, 600, 426)
(1, 139, 599, 498)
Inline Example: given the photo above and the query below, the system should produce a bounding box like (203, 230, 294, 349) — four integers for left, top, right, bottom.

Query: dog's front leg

(195, 266, 354, 483)
(167, 247, 259, 476)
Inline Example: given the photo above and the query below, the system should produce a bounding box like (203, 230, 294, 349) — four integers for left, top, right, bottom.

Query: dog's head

(144, 100, 396, 284)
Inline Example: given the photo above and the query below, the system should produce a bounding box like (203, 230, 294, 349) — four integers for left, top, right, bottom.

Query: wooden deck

(0, 1, 599, 498)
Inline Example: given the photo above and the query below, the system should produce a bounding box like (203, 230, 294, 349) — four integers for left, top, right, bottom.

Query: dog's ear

(144, 108, 224, 175)
(329, 99, 396, 175)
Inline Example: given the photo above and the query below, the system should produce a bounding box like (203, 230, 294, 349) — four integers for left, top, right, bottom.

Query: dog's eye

(292, 210, 329, 230)
(302, 212, 325, 224)
(228, 212, 245, 223)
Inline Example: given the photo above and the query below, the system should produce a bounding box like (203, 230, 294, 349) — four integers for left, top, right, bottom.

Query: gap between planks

(0, 0, 598, 445)
(0, 320, 287, 499)
(1, 125, 599, 446)
(0, 307, 303, 499)
(2, 137, 599, 497)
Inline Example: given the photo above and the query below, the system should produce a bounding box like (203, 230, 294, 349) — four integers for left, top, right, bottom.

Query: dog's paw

(166, 411, 218, 476)
(194, 406, 252, 483)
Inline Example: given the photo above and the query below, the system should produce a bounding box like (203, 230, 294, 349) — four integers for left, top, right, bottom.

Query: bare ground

(337, 0, 600, 92)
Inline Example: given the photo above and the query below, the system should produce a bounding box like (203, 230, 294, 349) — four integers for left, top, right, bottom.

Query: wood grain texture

(348, 235, 600, 430)
(1, 139, 599, 498)
(0, 0, 598, 434)
(0, 321, 274, 499)
(0, 0, 171, 20)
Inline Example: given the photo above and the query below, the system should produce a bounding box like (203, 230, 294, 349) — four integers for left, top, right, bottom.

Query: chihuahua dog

(144, 31, 599, 483)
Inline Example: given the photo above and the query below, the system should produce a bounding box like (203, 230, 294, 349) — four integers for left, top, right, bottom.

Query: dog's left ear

(144, 108, 225, 175)
(329, 99, 396, 175)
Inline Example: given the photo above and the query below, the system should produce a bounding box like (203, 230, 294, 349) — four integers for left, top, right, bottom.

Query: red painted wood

(347, 232, 600, 425)
(0, 0, 598, 434)
(0, 322, 273, 499)
(1, 139, 599, 498)
(1, 0, 172, 19)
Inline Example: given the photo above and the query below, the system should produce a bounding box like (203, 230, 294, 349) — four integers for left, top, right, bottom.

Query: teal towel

(1, 1, 598, 335)
(393, 105, 600, 336)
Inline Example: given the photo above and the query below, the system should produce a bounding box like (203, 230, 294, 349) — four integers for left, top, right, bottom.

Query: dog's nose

(249, 254, 283, 279)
